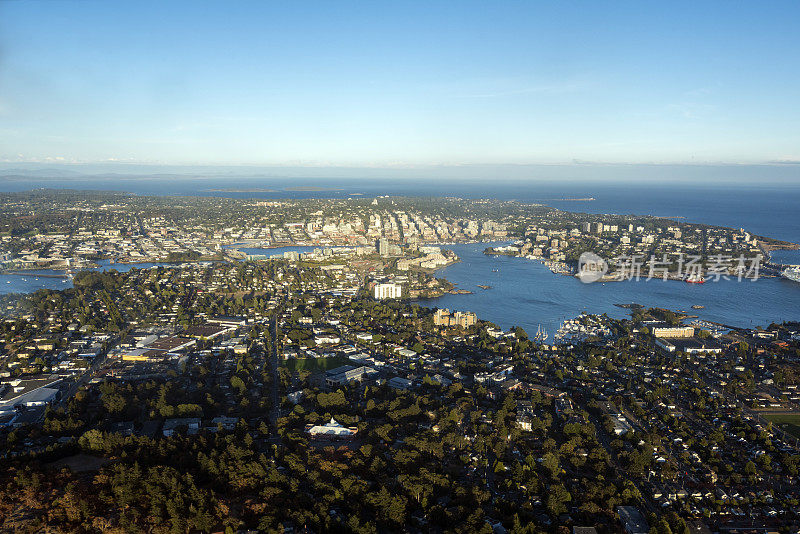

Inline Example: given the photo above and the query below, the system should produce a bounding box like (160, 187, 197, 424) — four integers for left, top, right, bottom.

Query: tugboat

(685, 273, 705, 284)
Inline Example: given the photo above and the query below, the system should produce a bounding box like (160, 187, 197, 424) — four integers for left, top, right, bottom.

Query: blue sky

(1, 1, 799, 167)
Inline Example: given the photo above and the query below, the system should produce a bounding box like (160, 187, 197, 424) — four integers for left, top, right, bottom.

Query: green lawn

(281, 356, 349, 373)
(764, 413, 800, 439)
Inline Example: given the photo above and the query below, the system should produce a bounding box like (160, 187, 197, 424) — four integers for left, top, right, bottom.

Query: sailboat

(534, 324, 548, 342)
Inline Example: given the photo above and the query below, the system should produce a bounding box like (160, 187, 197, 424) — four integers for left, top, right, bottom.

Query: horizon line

(2, 159, 800, 170)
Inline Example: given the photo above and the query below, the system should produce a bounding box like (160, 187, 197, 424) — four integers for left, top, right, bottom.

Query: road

(267, 311, 281, 431)
(58, 345, 112, 406)
(582, 403, 659, 516)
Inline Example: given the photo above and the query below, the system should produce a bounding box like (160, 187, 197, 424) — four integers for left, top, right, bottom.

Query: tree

(230, 375, 247, 396)
(545, 484, 571, 516)
(542, 452, 560, 478)
(744, 460, 757, 477)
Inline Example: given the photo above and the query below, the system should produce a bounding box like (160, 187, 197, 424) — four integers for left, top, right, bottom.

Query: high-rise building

(433, 308, 477, 327)
(374, 283, 402, 299)
(378, 238, 389, 257)
(453, 311, 477, 328)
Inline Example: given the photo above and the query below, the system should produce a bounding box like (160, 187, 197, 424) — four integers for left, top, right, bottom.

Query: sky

(1, 1, 799, 169)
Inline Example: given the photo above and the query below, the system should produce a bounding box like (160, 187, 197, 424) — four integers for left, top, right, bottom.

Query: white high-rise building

(374, 283, 402, 299)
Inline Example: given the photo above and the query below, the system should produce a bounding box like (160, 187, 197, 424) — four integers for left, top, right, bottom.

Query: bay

(2, 181, 799, 334)
(0, 260, 202, 295)
(417, 241, 800, 340)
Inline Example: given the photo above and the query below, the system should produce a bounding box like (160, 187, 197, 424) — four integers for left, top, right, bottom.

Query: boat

(476, 284, 492, 290)
(691, 305, 705, 309)
(782, 265, 800, 283)
(533, 324, 548, 343)
(685, 273, 705, 284)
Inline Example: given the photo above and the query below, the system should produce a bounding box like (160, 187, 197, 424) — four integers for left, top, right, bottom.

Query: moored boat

(783, 265, 800, 283)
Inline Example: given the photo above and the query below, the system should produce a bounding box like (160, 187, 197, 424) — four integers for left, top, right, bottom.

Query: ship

(685, 273, 705, 284)
(782, 265, 800, 283)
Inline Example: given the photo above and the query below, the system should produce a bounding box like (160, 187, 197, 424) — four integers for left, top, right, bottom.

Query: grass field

(47, 454, 110, 473)
(281, 356, 349, 373)
(764, 413, 800, 439)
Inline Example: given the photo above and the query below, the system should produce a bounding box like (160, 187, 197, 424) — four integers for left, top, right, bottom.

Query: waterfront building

(650, 324, 695, 338)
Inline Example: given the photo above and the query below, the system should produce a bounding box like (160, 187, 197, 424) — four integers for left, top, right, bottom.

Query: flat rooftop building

(306, 418, 358, 440)
(656, 337, 722, 354)
(0, 378, 61, 413)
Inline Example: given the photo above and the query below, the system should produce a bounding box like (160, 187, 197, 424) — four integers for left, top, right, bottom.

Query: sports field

(764, 413, 800, 439)
(281, 356, 349, 373)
